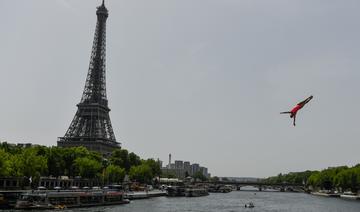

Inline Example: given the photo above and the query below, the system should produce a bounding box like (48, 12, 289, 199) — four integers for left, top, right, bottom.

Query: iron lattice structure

(58, 1, 120, 155)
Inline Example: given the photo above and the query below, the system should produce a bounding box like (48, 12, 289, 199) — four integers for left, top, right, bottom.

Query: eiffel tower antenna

(58, 1, 120, 156)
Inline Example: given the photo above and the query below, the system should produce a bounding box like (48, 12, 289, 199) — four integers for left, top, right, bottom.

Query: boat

(311, 191, 340, 198)
(245, 202, 255, 208)
(184, 187, 209, 197)
(166, 186, 186, 197)
(340, 191, 359, 200)
(208, 185, 232, 193)
(125, 192, 149, 200)
(15, 190, 130, 209)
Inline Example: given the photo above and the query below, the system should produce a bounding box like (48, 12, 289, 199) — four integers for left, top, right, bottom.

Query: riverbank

(311, 191, 360, 200)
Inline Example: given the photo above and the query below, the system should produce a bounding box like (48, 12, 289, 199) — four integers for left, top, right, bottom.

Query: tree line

(263, 164, 360, 193)
(0, 142, 161, 187)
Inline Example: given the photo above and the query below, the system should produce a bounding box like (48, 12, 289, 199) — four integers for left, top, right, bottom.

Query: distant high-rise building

(161, 156, 211, 179)
(168, 153, 172, 168)
(183, 161, 191, 173)
(200, 167, 208, 177)
(191, 163, 200, 176)
(174, 160, 183, 169)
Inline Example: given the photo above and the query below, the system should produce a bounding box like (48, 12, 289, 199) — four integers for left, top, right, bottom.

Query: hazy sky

(1, 0, 359, 178)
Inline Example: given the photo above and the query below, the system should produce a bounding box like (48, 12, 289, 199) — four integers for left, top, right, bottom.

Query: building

(57, 1, 120, 156)
(191, 163, 200, 176)
(183, 161, 191, 173)
(161, 154, 211, 179)
(200, 167, 208, 177)
(174, 160, 183, 169)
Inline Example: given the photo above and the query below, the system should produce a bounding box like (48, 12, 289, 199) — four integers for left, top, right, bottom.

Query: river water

(23, 191, 359, 212)
(8, 191, 360, 212)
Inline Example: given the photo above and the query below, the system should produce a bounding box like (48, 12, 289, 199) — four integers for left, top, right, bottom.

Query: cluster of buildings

(160, 154, 211, 179)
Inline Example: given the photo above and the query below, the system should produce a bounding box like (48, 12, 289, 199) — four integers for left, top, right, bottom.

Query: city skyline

(0, 0, 359, 178)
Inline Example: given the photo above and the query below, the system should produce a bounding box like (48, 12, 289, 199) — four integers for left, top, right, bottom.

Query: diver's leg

(293, 115, 296, 126)
(280, 111, 291, 114)
(298, 96, 313, 107)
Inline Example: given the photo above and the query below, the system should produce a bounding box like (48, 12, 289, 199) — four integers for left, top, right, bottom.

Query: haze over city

(0, 0, 359, 178)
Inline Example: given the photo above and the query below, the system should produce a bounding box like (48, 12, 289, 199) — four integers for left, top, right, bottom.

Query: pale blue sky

(0, 0, 359, 177)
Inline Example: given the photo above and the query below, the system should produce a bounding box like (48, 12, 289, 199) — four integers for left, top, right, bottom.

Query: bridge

(195, 181, 305, 192)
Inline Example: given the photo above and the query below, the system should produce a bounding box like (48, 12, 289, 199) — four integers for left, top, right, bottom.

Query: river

(8, 191, 360, 212)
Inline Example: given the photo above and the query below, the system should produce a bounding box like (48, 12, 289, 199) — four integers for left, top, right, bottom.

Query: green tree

(8, 154, 24, 177)
(105, 165, 126, 184)
(142, 159, 161, 177)
(129, 164, 153, 184)
(0, 142, 22, 154)
(129, 152, 141, 167)
(74, 157, 101, 179)
(193, 171, 207, 181)
(63, 147, 90, 177)
(222, 177, 229, 182)
(307, 171, 320, 188)
(276, 173, 283, 184)
(0, 149, 11, 176)
(110, 149, 130, 171)
(211, 176, 219, 182)
(21, 148, 48, 178)
(334, 167, 360, 193)
(46, 147, 66, 177)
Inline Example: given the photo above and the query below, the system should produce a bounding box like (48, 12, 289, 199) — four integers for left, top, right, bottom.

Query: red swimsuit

(290, 104, 303, 114)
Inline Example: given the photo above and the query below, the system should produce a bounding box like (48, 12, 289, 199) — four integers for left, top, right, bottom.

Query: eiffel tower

(58, 0, 120, 155)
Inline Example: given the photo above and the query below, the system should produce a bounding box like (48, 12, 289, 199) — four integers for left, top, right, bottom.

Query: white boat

(340, 192, 359, 200)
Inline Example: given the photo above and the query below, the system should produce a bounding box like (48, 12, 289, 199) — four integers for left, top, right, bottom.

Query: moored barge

(184, 188, 209, 197)
(15, 190, 129, 209)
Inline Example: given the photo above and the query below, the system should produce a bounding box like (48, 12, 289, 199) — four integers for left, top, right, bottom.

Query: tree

(21, 148, 48, 178)
(129, 164, 153, 184)
(276, 173, 283, 184)
(129, 152, 141, 167)
(74, 157, 101, 179)
(193, 171, 207, 182)
(211, 176, 219, 182)
(0, 149, 11, 176)
(7, 154, 24, 177)
(334, 167, 360, 193)
(15, 148, 48, 187)
(105, 165, 126, 184)
(222, 177, 229, 182)
(0, 142, 22, 154)
(307, 171, 321, 188)
(62, 147, 91, 177)
(143, 159, 161, 177)
(110, 149, 130, 171)
(46, 147, 65, 177)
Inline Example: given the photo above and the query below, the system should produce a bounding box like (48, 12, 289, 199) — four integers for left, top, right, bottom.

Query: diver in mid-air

(280, 95, 313, 126)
